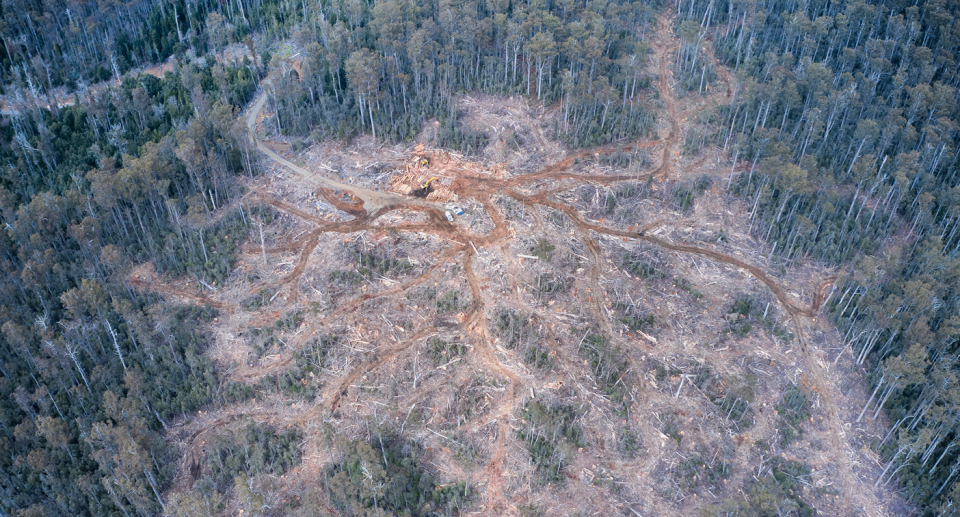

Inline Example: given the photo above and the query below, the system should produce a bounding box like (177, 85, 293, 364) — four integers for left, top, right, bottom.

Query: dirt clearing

(143, 9, 911, 517)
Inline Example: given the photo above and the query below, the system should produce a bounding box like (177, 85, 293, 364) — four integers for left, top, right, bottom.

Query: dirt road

(246, 91, 448, 216)
(150, 9, 900, 515)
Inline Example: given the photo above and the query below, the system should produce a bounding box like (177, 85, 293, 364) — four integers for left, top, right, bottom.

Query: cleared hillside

(146, 11, 910, 516)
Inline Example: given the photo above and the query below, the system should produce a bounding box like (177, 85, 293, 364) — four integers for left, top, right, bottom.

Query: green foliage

(530, 238, 556, 262)
(697, 17, 960, 511)
(704, 456, 816, 517)
(495, 310, 531, 349)
(693, 364, 756, 430)
(248, 204, 276, 225)
(616, 302, 656, 332)
(605, 193, 618, 213)
(251, 332, 339, 401)
(268, 366, 320, 401)
(558, 96, 655, 149)
(356, 249, 413, 279)
(655, 361, 683, 383)
(275, 310, 303, 331)
(591, 467, 619, 492)
(452, 437, 484, 471)
(221, 381, 256, 404)
(523, 346, 553, 370)
(726, 296, 755, 338)
(434, 290, 468, 313)
(776, 384, 811, 446)
(435, 113, 490, 155)
(660, 412, 684, 447)
(248, 326, 280, 360)
(672, 185, 695, 212)
(601, 152, 648, 170)
(627, 178, 653, 198)
(0, 5, 295, 517)
(23, 0, 960, 511)
(731, 297, 753, 317)
(243, 287, 280, 310)
(723, 295, 793, 342)
(718, 380, 756, 428)
(330, 269, 366, 286)
(329, 247, 413, 289)
(618, 427, 642, 460)
(578, 332, 632, 414)
(532, 273, 566, 296)
(0, 0, 267, 91)
(506, 132, 527, 152)
(154, 200, 251, 286)
(447, 377, 497, 425)
(680, 63, 717, 93)
(325, 435, 470, 516)
(0, 287, 226, 514)
(694, 174, 714, 193)
(676, 448, 733, 491)
(165, 477, 224, 516)
(427, 337, 466, 366)
(518, 401, 585, 485)
(548, 209, 570, 229)
(825, 238, 960, 506)
(620, 252, 665, 279)
(206, 423, 301, 485)
(675, 277, 703, 299)
(301, 333, 339, 368)
(493, 310, 550, 369)
(517, 504, 544, 517)
(0, 51, 259, 514)
(264, 0, 656, 147)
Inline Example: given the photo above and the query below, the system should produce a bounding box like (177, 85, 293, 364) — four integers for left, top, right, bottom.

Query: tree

(86, 390, 167, 516)
(205, 13, 230, 54)
(36, 416, 74, 460)
(527, 31, 557, 100)
(345, 49, 382, 139)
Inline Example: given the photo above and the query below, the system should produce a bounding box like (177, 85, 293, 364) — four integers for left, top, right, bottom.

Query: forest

(672, 0, 960, 512)
(0, 1, 263, 514)
(2, 0, 960, 514)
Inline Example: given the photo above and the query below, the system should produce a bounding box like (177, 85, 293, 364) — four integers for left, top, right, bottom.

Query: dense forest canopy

(0, 0, 289, 89)
(4, 0, 960, 514)
(262, 0, 658, 147)
(0, 0, 662, 514)
(0, 16, 261, 516)
(673, 0, 960, 512)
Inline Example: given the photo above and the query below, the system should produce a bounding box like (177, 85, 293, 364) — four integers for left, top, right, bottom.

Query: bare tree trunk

(258, 220, 267, 265)
(104, 319, 127, 370)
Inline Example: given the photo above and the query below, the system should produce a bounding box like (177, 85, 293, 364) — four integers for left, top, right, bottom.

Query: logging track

(150, 9, 874, 514)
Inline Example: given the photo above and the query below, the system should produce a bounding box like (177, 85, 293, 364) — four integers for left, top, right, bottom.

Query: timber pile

(388, 143, 500, 203)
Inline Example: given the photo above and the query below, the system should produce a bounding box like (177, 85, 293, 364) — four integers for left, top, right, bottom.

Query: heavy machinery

(412, 177, 438, 198)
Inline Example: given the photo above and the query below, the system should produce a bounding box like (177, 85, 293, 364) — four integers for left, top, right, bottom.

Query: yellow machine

(419, 158, 430, 167)
(421, 177, 438, 189)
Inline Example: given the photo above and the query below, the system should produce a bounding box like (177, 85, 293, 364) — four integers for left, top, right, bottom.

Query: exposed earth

(142, 11, 910, 516)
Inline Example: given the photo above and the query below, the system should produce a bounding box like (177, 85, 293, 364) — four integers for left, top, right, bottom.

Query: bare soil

(146, 10, 911, 517)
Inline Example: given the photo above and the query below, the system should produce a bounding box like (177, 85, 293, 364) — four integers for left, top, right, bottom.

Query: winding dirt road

(148, 9, 891, 515)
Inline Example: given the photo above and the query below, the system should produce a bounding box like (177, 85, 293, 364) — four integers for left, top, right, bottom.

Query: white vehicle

(445, 211, 454, 222)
